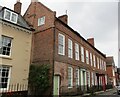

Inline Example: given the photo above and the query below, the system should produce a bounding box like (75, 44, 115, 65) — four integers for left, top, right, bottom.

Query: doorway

(53, 75, 60, 96)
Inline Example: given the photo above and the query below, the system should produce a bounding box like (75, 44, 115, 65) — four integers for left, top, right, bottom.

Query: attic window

(4, 9, 18, 24)
(38, 16, 45, 26)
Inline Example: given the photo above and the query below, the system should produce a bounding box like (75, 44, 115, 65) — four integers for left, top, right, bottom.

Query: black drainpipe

(52, 13, 56, 96)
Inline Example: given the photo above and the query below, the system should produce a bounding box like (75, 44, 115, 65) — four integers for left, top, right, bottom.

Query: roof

(56, 17, 106, 58)
(26, 1, 106, 58)
(24, 1, 54, 17)
(106, 56, 115, 66)
(0, 6, 34, 31)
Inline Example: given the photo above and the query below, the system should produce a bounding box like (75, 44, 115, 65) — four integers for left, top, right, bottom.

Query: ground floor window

(0, 66, 10, 89)
(68, 67, 73, 88)
(76, 68, 79, 86)
(91, 72, 94, 85)
(87, 71, 90, 87)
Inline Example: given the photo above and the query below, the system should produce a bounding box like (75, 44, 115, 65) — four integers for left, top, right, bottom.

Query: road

(95, 88, 120, 97)
(61, 88, 120, 97)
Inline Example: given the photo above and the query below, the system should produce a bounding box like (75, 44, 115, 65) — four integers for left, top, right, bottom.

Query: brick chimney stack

(58, 15, 68, 24)
(14, 0, 22, 14)
(87, 38, 95, 47)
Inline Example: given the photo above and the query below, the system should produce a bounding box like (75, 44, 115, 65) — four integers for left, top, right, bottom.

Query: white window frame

(87, 71, 90, 87)
(0, 66, 11, 90)
(112, 69, 115, 76)
(86, 50, 89, 64)
(68, 67, 73, 88)
(4, 9, 18, 24)
(90, 53, 92, 66)
(0, 35, 12, 57)
(97, 57, 99, 69)
(38, 16, 45, 26)
(100, 59, 101, 69)
(58, 33, 65, 55)
(104, 61, 106, 71)
(102, 60, 104, 70)
(93, 55, 96, 67)
(75, 43, 79, 60)
(76, 68, 79, 86)
(91, 72, 94, 85)
(68, 39, 73, 58)
(81, 46, 84, 62)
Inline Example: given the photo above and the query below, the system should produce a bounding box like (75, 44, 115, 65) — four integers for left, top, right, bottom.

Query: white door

(53, 75, 60, 96)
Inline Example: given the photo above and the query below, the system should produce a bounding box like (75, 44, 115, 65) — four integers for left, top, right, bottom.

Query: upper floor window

(93, 55, 96, 67)
(81, 46, 84, 62)
(38, 16, 45, 26)
(0, 66, 11, 89)
(75, 43, 79, 60)
(0, 36, 12, 56)
(104, 61, 106, 71)
(100, 59, 102, 69)
(68, 67, 73, 88)
(86, 50, 89, 64)
(101, 60, 104, 70)
(58, 33, 65, 55)
(97, 57, 99, 69)
(90, 53, 92, 66)
(68, 39, 73, 58)
(4, 9, 18, 24)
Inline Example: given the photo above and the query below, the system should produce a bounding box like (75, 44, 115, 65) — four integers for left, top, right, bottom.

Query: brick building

(106, 56, 116, 86)
(23, 1, 107, 96)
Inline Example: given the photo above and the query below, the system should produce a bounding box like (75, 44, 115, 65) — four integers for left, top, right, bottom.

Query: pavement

(61, 88, 120, 97)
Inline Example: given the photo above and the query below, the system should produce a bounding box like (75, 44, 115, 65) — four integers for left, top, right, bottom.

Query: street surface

(61, 88, 120, 97)
(97, 88, 120, 97)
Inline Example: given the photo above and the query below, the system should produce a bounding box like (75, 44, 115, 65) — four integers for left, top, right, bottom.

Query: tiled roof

(0, 6, 34, 31)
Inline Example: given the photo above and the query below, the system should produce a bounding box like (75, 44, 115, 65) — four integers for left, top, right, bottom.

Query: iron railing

(0, 84, 114, 97)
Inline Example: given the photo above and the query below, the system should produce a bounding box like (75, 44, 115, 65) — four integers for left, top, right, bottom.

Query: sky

(0, 0, 119, 67)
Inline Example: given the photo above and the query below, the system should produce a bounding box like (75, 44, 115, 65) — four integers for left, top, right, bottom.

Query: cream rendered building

(0, 6, 33, 91)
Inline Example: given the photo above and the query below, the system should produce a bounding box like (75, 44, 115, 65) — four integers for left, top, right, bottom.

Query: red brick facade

(24, 1, 107, 95)
(106, 57, 116, 86)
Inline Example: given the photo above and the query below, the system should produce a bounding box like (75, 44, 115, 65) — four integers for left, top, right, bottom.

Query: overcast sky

(0, 0, 119, 67)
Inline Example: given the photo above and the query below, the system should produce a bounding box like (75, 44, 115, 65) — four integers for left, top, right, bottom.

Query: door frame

(53, 75, 60, 96)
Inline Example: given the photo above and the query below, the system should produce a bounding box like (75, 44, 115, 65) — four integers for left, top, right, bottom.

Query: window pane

(58, 34, 65, 55)
(5, 10, 11, 20)
(38, 16, 45, 26)
(76, 69, 79, 86)
(75, 43, 79, 60)
(68, 67, 73, 87)
(90, 53, 92, 66)
(0, 36, 12, 56)
(2, 83, 7, 88)
(86, 50, 89, 64)
(11, 13, 17, 23)
(81, 46, 84, 62)
(68, 39, 72, 58)
(0, 66, 10, 89)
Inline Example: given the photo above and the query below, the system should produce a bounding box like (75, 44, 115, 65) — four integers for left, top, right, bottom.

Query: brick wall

(24, 2, 55, 31)
(24, 1, 107, 95)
